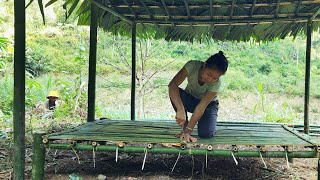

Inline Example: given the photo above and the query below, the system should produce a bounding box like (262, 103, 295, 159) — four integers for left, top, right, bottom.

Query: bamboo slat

(45, 119, 320, 146)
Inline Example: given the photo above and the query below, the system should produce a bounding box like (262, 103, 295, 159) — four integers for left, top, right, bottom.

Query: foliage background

(1, 0, 320, 132)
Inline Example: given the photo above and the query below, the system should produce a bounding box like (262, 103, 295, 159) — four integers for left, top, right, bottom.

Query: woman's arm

(168, 67, 188, 126)
(186, 91, 217, 133)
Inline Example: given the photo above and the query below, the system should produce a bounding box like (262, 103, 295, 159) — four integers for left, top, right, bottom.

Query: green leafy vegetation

(1, 1, 320, 137)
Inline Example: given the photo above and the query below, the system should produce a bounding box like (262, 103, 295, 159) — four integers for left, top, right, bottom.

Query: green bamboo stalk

(32, 132, 46, 180)
(47, 144, 317, 158)
(13, 0, 26, 179)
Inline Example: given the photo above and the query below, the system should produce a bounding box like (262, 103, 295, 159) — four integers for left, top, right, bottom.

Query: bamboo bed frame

(31, 119, 320, 179)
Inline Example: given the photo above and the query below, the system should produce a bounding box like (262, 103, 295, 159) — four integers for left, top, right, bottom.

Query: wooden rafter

(250, 0, 257, 17)
(123, 12, 317, 20)
(230, 0, 235, 19)
(275, 0, 281, 17)
(122, 0, 137, 18)
(295, 0, 302, 16)
(310, 6, 320, 21)
(209, 0, 213, 19)
(160, 0, 171, 19)
(135, 16, 320, 24)
(138, 0, 153, 19)
(92, 0, 133, 24)
(183, 0, 191, 19)
(111, 1, 320, 9)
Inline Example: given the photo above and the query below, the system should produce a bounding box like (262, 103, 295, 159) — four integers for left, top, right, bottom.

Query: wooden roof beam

(160, 0, 171, 19)
(209, 0, 213, 19)
(310, 6, 320, 21)
(111, 1, 320, 9)
(250, 0, 257, 17)
(138, 0, 154, 19)
(92, 0, 133, 24)
(123, 0, 137, 18)
(275, 0, 281, 17)
(124, 12, 316, 19)
(183, 0, 191, 19)
(230, 0, 235, 19)
(141, 19, 320, 27)
(135, 16, 320, 24)
(295, 0, 302, 16)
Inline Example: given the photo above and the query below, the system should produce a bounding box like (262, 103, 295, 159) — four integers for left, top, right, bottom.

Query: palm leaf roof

(49, 0, 320, 41)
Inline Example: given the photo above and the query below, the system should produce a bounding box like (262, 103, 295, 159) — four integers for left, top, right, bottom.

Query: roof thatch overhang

(50, 0, 320, 41)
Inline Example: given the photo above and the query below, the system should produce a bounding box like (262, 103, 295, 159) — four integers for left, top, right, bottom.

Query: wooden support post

(87, 3, 98, 122)
(304, 21, 312, 134)
(13, 0, 26, 179)
(131, 24, 136, 120)
(318, 158, 320, 180)
(32, 132, 46, 180)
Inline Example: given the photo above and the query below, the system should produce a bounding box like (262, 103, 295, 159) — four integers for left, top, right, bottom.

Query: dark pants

(171, 88, 219, 138)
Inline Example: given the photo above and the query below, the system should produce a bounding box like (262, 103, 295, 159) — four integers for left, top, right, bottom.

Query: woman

(168, 51, 228, 142)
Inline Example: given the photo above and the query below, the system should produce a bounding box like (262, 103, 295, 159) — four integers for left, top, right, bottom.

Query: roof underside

(68, 0, 320, 41)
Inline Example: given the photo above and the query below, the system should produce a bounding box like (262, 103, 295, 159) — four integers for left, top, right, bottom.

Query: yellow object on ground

(47, 91, 59, 98)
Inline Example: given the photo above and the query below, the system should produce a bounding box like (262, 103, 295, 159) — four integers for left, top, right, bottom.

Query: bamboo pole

(87, 2, 98, 122)
(13, 0, 26, 179)
(48, 144, 318, 158)
(318, 159, 320, 180)
(304, 21, 312, 134)
(32, 132, 46, 180)
(131, 23, 136, 121)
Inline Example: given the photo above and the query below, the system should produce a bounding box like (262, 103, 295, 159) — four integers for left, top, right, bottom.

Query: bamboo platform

(32, 119, 320, 179)
(44, 119, 319, 147)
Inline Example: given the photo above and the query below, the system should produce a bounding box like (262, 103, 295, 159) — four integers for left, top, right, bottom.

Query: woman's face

(201, 67, 223, 83)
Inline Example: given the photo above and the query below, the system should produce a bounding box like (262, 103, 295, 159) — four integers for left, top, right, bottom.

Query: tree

(99, 35, 188, 119)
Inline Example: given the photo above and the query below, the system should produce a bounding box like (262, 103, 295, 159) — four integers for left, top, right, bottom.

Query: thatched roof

(48, 0, 320, 41)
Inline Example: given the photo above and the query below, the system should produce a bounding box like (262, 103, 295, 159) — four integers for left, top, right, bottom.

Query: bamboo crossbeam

(183, 0, 191, 19)
(134, 16, 320, 25)
(295, 0, 302, 16)
(275, 0, 281, 17)
(48, 144, 318, 158)
(122, 13, 316, 20)
(310, 6, 320, 21)
(122, 0, 137, 18)
(160, 0, 171, 19)
(91, 0, 133, 24)
(138, 0, 153, 19)
(250, 0, 257, 17)
(230, 0, 235, 19)
(111, 1, 320, 9)
(209, 0, 213, 19)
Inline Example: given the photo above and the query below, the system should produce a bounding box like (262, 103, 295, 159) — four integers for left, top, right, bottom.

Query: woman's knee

(198, 130, 214, 138)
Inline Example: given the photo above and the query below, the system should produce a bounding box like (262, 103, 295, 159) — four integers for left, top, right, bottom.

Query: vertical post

(131, 24, 136, 121)
(32, 132, 46, 180)
(304, 21, 312, 134)
(87, 3, 98, 122)
(13, 0, 26, 179)
(318, 159, 320, 180)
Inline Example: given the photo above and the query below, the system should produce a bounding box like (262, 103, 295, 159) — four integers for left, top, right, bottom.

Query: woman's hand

(175, 110, 186, 127)
(180, 132, 197, 143)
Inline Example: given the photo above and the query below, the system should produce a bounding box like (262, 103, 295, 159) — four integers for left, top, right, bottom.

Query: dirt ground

(21, 150, 317, 180)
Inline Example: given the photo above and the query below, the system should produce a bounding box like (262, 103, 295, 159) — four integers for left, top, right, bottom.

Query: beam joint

(92, 0, 133, 24)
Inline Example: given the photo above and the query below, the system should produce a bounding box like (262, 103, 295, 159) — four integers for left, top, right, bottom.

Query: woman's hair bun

(218, 51, 224, 55)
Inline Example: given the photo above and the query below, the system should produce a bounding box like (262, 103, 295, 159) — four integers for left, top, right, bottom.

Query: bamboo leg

(32, 132, 46, 180)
